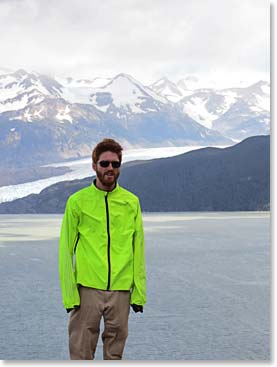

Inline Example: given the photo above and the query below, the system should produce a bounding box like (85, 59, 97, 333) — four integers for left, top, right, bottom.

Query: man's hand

(131, 304, 143, 313)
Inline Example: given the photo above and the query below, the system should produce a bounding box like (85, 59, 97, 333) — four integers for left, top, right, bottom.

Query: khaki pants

(68, 286, 130, 360)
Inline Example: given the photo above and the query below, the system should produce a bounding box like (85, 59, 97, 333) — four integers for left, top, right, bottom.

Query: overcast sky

(0, 0, 270, 86)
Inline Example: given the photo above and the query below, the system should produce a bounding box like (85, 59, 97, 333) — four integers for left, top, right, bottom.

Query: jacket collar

(91, 179, 120, 196)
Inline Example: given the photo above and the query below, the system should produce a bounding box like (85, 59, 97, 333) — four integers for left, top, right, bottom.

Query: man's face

(93, 151, 121, 190)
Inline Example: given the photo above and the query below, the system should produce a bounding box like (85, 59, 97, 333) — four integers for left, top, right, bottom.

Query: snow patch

(182, 97, 217, 129)
(61, 86, 91, 104)
(33, 108, 44, 119)
(56, 105, 73, 123)
(261, 84, 270, 95)
(255, 94, 270, 112)
(98, 76, 145, 112)
(24, 109, 33, 122)
(222, 91, 238, 108)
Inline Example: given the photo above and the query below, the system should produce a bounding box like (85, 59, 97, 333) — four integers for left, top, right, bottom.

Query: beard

(96, 168, 120, 188)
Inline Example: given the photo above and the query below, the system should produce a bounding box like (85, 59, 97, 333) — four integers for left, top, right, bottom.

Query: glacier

(0, 145, 230, 204)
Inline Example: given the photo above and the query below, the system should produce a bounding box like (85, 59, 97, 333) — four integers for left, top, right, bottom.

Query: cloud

(0, 0, 270, 84)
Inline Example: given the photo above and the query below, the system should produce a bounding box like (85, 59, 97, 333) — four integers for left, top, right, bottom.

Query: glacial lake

(0, 212, 270, 360)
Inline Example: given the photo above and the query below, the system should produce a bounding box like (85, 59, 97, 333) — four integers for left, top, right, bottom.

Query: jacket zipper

(73, 232, 80, 254)
(105, 193, 111, 290)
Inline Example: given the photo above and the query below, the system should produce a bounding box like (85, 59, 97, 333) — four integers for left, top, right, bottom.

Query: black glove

(66, 305, 80, 313)
(131, 304, 143, 313)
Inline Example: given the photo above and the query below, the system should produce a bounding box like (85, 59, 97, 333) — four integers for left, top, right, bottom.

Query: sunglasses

(98, 160, 121, 168)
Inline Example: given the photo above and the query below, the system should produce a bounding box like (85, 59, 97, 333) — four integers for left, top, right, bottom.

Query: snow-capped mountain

(178, 89, 238, 129)
(0, 69, 63, 114)
(179, 80, 270, 139)
(58, 76, 111, 88)
(151, 75, 222, 100)
(148, 75, 270, 139)
(0, 70, 168, 121)
(58, 76, 112, 105)
(59, 73, 169, 115)
(0, 69, 105, 124)
(149, 77, 184, 102)
(0, 68, 269, 171)
(88, 73, 169, 115)
(177, 75, 219, 92)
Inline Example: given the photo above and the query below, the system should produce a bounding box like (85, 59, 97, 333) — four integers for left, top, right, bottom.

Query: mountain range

(0, 69, 270, 171)
(0, 135, 269, 213)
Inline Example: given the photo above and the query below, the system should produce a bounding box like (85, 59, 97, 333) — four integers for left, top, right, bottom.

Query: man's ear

(92, 162, 96, 171)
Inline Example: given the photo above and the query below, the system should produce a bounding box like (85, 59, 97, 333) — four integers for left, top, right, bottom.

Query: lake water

(0, 212, 270, 360)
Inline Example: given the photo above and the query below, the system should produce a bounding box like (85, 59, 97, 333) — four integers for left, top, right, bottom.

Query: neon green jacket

(59, 181, 146, 309)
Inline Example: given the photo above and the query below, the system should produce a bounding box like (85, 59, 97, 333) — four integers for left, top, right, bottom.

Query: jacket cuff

(66, 305, 80, 313)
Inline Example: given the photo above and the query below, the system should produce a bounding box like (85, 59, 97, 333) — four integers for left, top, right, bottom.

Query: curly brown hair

(92, 138, 123, 164)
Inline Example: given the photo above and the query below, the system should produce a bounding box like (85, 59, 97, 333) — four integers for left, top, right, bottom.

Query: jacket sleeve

(59, 196, 80, 309)
(131, 199, 146, 306)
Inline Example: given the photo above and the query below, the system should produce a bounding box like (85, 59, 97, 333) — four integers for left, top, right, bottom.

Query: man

(59, 138, 146, 360)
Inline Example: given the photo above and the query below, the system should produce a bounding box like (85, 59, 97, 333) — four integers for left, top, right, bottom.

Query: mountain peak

(150, 77, 185, 101)
(114, 72, 133, 79)
(156, 76, 171, 83)
(151, 77, 175, 87)
(177, 75, 202, 91)
(250, 80, 270, 89)
(110, 73, 143, 87)
(243, 80, 270, 96)
(88, 72, 167, 113)
(12, 69, 29, 79)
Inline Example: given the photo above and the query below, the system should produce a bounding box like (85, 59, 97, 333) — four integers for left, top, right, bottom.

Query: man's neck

(94, 179, 116, 192)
